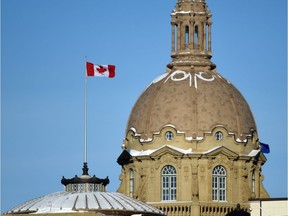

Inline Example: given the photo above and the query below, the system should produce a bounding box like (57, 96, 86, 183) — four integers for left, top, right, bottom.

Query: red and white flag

(86, 62, 115, 78)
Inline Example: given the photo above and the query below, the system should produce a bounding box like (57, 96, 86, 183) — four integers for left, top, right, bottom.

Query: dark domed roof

(126, 69, 256, 141)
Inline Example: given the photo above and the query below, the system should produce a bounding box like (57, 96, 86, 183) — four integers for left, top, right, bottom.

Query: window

(174, 24, 178, 51)
(215, 131, 223, 141)
(162, 165, 177, 201)
(185, 26, 189, 45)
(212, 166, 227, 201)
(165, 131, 174, 141)
(194, 25, 199, 45)
(88, 184, 95, 192)
(129, 169, 134, 197)
(252, 170, 255, 193)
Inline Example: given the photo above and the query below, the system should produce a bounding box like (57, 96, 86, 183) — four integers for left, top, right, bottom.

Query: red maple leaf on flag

(96, 65, 107, 73)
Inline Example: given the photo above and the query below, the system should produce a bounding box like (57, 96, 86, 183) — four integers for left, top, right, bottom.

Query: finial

(82, 162, 89, 176)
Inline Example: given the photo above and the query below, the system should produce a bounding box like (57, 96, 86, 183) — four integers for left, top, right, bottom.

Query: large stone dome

(126, 69, 256, 141)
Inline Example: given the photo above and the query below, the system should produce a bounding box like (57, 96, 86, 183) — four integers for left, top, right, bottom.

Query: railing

(200, 203, 237, 216)
(149, 202, 250, 216)
(151, 202, 192, 216)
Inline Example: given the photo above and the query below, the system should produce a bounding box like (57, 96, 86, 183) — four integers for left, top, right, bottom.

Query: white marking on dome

(165, 70, 216, 88)
(144, 72, 169, 91)
(165, 70, 192, 86)
(152, 73, 169, 84)
(194, 72, 215, 89)
(217, 74, 231, 84)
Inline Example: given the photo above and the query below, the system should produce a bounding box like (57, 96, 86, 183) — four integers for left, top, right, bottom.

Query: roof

(5, 191, 164, 216)
(126, 70, 256, 141)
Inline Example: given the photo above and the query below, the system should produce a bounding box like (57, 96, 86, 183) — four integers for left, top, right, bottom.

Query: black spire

(82, 162, 89, 175)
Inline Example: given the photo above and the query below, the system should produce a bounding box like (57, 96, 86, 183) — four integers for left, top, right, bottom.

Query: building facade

(250, 198, 288, 216)
(117, 0, 269, 215)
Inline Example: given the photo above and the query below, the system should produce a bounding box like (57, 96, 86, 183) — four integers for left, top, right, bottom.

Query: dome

(126, 69, 256, 141)
(5, 191, 164, 215)
(4, 163, 165, 216)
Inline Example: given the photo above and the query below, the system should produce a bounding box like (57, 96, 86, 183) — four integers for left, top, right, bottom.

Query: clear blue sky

(1, 0, 287, 213)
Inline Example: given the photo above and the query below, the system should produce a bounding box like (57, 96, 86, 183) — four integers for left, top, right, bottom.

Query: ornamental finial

(82, 162, 89, 176)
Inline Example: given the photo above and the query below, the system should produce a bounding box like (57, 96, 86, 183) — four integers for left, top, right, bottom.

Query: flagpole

(84, 74, 87, 164)
(83, 60, 88, 175)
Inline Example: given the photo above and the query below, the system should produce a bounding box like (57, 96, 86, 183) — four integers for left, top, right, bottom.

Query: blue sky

(1, 0, 287, 213)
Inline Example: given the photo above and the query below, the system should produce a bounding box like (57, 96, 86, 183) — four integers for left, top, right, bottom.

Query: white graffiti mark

(164, 70, 215, 88)
(165, 70, 192, 86)
(194, 71, 215, 89)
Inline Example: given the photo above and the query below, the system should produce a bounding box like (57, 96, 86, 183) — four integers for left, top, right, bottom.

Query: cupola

(169, 0, 215, 71)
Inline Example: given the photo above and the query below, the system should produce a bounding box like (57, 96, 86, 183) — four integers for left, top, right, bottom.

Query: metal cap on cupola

(61, 162, 109, 192)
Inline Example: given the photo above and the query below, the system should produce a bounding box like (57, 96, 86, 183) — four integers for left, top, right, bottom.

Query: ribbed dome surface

(126, 69, 256, 140)
(5, 191, 164, 215)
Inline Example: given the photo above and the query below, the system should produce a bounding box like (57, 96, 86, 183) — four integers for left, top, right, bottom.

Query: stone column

(190, 20, 194, 49)
(171, 22, 175, 52)
(177, 22, 181, 51)
(255, 165, 261, 198)
(203, 23, 207, 52)
(208, 22, 212, 52)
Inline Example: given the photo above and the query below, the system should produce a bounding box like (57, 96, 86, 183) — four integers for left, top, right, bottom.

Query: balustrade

(150, 202, 250, 216)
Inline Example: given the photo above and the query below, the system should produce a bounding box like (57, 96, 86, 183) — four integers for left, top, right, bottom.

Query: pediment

(150, 145, 186, 158)
(206, 146, 239, 158)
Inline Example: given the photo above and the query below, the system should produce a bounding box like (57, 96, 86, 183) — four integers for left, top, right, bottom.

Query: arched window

(212, 166, 227, 201)
(162, 165, 177, 201)
(194, 25, 199, 45)
(185, 26, 189, 45)
(129, 169, 134, 197)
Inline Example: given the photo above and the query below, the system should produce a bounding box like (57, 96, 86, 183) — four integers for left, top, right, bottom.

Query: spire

(82, 162, 89, 175)
(168, 0, 216, 71)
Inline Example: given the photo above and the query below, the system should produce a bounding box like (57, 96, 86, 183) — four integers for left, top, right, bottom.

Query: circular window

(215, 131, 223, 141)
(165, 131, 174, 141)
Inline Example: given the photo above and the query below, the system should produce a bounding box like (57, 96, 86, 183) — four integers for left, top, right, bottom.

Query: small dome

(126, 69, 256, 142)
(5, 191, 164, 215)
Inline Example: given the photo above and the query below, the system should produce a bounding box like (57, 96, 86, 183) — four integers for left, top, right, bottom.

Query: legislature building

(117, 0, 271, 215)
(4, 1, 287, 216)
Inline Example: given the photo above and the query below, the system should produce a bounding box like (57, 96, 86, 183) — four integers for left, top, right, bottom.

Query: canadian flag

(86, 62, 115, 78)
